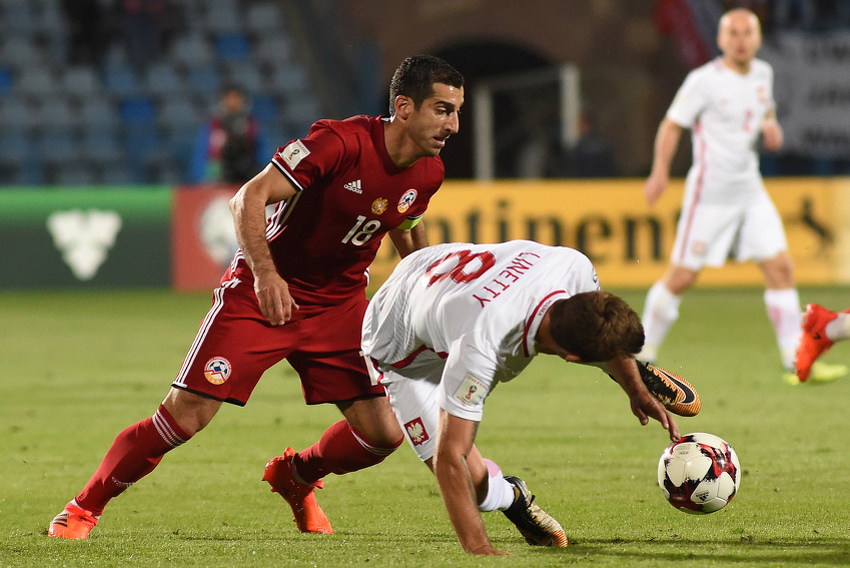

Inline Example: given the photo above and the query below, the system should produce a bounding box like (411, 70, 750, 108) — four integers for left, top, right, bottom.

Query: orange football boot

(796, 304, 838, 382)
(263, 447, 333, 534)
(48, 502, 98, 539)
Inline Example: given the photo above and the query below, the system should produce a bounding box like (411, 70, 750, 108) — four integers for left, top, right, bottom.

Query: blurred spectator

(62, 0, 107, 67)
(191, 85, 272, 184)
(567, 110, 618, 178)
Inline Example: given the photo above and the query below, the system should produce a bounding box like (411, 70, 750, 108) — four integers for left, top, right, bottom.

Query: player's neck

(383, 118, 421, 169)
(721, 56, 752, 75)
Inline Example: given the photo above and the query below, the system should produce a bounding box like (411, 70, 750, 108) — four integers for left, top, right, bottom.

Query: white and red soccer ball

(658, 432, 741, 514)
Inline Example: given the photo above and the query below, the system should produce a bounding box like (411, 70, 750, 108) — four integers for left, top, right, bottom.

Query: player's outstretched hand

(605, 357, 680, 441)
(629, 390, 680, 442)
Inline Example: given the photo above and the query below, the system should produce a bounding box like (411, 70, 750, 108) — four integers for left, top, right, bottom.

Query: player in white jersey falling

(639, 7, 846, 383)
(362, 240, 687, 555)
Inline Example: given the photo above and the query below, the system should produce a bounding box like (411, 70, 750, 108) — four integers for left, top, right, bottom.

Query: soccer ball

(657, 432, 741, 514)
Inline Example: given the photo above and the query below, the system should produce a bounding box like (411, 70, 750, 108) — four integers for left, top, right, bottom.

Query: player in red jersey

(48, 55, 464, 539)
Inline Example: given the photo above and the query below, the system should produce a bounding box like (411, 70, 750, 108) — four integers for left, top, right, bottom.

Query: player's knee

(372, 435, 403, 459)
(350, 430, 403, 470)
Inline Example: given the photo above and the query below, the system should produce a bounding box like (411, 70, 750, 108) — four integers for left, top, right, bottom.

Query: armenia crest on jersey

(204, 357, 232, 385)
(397, 189, 418, 213)
(371, 198, 388, 215)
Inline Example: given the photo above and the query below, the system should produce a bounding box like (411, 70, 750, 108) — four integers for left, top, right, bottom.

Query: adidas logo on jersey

(344, 180, 362, 194)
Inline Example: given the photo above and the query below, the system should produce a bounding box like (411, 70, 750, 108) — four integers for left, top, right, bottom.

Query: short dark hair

(220, 83, 245, 98)
(388, 55, 464, 116)
(548, 291, 644, 362)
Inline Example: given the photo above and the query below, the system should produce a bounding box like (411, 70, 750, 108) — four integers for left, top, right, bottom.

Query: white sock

(478, 459, 515, 512)
(764, 288, 801, 370)
(826, 312, 850, 342)
(640, 281, 681, 362)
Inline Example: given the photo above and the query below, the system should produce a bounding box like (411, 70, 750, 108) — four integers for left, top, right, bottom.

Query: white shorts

(670, 176, 788, 270)
(365, 353, 444, 462)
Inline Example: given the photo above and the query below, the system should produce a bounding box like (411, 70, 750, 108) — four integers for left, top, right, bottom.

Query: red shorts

(172, 278, 383, 406)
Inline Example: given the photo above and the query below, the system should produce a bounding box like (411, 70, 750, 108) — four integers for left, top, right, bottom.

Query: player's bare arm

(605, 357, 680, 441)
(645, 118, 683, 207)
(388, 222, 429, 258)
(433, 411, 509, 556)
(760, 109, 784, 152)
(230, 164, 300, 326)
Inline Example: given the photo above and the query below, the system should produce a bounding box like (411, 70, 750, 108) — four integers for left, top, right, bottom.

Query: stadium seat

(151, 161, 185, 185)
(0, 128, 35, 165)
(205, 1, 243, 34)
(60, 67, 101, 100)
(7, 157, 45, 185)
(119, 97, 157, 126)
(145, 63, 186, 100)
(170, 34, 215, 66)
(38, 129, 82, 169)
(80, 97, 121, 130)
(125, 123, 164, 158)
(37, 99, 80, 133)
(268, 64, 310, 96)
(255, 36, 294, 67)
(250, 94, 279, 124)
(0, 66, 13, 95)
(187, 64, 221, 97)
(100, 166, 136, 186)
(0, 34, 42, 70)
(53, 164, 96, 186)
(14, 67, 55, 98)
(40, 0, 67, 36)
(0, 97, 36, 133)
(2, 0, 38, 35)
(158, 98, 203, 131)
(263, 125, 292, 148)
(246, 3, 283, 35)
(105, 66, 142, 99)
(224, 61, 265, 95)
(80, 127, 127, 167)
(215, 33, 252, 62)
(162, 125, 198, 182)
(125, 124, 169, 181)
(282, 95, 321, 134)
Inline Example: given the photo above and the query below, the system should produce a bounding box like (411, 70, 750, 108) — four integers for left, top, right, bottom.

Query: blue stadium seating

(215, 33, 252, 62)
(119, 97, 157, 126)
(0, 1, 317, 185)
(0, 66, 13, 96)
(105, 66, 142, 99)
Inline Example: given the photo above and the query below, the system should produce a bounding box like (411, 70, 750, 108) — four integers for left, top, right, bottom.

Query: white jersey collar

(522, 290, 569, 357)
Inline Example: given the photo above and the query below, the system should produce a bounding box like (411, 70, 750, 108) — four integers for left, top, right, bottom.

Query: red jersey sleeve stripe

(270, 156, 305, 192)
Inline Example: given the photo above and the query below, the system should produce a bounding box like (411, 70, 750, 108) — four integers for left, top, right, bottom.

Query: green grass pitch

(3, 287, 850, 567)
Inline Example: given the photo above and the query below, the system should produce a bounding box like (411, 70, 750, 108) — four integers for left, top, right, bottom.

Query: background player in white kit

(362, 240, 681, 555)
(639, 7, 846, 383)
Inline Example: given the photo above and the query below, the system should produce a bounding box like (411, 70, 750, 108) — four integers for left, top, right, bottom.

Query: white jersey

(362, 240, 599, 423)
(667, 57, 775, 201)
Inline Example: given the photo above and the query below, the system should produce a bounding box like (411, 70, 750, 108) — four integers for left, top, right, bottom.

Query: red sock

(75, 405, 191, 516)
(292, 419, 401, 484)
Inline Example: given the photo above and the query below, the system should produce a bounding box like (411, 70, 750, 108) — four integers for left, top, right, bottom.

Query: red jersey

(226, 115, 445, 305)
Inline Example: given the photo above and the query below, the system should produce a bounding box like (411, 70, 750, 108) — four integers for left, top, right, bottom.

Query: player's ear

(394, 95, 413, 120)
